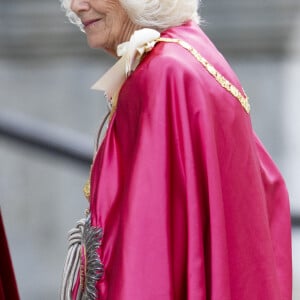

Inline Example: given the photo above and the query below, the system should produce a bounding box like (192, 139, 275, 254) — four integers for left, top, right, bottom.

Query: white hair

(60, 0, 84, 31)
(60, 0, 200, 32)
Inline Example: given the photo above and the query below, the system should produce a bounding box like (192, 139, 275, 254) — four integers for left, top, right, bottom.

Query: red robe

(86, 21, 292, 299)
(0, 211, 20, 300)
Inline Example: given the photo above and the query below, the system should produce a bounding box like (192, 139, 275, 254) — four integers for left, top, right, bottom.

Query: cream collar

(91, 28, 161, 100)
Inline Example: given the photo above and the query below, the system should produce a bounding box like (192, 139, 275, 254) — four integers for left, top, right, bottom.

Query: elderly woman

(60, 0, 292, 299)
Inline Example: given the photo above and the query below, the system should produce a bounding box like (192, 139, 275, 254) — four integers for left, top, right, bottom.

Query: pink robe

(79, 21, 292, 299)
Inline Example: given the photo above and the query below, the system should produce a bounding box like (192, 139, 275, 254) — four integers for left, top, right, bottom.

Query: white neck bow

(91, 28, 161, 100)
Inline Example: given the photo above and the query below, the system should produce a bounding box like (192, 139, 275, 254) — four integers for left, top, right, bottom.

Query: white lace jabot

(91, 28, 160, 100)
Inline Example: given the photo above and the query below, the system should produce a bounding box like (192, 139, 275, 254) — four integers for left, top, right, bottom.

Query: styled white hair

(60, 0, 200, 32)
(60, 0, 84, 31)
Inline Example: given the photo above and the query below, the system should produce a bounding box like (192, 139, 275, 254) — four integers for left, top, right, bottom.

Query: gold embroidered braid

(156, 37, 250, 113)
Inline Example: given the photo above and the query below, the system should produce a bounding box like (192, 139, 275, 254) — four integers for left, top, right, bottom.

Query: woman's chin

(86, 38, 103, 49)
(87, 38, 116, 56)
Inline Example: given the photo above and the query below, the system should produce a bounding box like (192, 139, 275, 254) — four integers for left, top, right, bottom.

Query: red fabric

(85, 21, 292, 299)
(0, 211, 20, 300)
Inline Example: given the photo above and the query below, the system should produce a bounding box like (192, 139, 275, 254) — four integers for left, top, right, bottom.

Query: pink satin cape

(75, 21, 292, 299)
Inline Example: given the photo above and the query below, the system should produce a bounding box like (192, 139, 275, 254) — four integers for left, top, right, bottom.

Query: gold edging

(156, 37, 250, 113)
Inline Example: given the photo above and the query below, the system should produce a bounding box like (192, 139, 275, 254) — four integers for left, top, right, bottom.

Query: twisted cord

(61, 218, 86, 300)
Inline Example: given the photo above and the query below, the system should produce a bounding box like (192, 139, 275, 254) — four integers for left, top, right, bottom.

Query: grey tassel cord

(61, 218, 86, 300)
(60, 215, 103, 300)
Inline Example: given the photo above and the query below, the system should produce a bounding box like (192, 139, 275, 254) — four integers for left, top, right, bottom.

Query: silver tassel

(60, 215, 103, 300)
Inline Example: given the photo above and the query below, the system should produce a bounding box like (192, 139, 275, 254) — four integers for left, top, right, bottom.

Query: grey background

(0, 0, 299, 299)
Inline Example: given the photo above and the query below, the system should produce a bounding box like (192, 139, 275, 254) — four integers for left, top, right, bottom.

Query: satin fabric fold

(78, 21, 292, 299)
